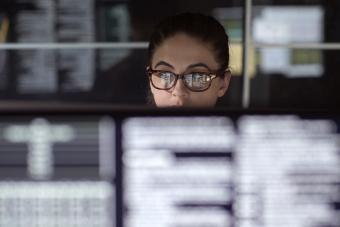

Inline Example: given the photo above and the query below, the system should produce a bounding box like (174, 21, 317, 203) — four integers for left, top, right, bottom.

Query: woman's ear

(217, 70, 231, 97)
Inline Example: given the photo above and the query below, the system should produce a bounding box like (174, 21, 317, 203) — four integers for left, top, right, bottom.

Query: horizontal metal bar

(0, 41, 245, 50)
(2, 41, 340, 50)
(0, 42, 149, 49)
(254, 42, 340, 50)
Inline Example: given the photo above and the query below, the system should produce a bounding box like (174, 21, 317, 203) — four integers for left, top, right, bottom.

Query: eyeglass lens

(151, 71, 212, 91)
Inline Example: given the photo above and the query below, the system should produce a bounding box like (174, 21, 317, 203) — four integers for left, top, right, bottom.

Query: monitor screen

(0, 109, 339, 227)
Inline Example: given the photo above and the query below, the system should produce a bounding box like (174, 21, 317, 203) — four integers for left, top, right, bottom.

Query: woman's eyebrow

(186, 63, 212, 71)
(154, 61, 174, 69)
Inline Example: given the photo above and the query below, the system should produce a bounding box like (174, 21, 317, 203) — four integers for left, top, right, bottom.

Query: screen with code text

(0, 110, 339, 227)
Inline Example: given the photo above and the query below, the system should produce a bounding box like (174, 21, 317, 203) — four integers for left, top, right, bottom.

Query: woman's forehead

(151, 33, 219, 70)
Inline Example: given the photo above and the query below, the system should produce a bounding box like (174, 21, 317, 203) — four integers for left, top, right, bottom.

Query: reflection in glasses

(147, 68, 222, 92)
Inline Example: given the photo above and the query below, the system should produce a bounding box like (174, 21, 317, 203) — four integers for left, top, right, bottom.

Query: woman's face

(150, 33, 230, 107)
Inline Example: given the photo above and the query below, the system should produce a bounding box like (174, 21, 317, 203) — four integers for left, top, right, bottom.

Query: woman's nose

(171, 78, 189, 97)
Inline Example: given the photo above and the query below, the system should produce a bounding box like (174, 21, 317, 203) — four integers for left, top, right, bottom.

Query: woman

(147, 12, 231, 107)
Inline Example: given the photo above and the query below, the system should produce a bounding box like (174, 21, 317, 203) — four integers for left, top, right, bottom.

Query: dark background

(0, 0, 339, 109)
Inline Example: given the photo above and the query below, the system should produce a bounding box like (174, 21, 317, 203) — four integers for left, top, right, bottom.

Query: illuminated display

(0, 113, 339, 227)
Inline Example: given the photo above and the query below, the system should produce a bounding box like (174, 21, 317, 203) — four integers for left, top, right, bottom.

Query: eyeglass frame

(146, 66, 228, 92)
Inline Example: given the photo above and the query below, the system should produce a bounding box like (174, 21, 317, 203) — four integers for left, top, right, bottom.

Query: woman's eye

(159, 72, 175, 85)
(191, 73, 209, 82)
(160, 72, 172, 80)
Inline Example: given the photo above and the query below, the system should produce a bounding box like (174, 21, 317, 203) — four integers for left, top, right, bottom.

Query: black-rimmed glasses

(147, 67, 223, 92)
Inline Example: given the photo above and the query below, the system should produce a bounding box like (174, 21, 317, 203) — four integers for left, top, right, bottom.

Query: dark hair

(148, 12, 230, 72)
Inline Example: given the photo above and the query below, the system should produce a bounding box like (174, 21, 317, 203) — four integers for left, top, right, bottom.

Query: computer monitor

(0, 108, 339, 227)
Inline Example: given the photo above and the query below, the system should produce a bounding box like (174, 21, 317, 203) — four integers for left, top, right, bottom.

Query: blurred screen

(0, 0, 244, 107)
(0, 110, 339, 227)
(0, 116, 115, 226)
(252, 6, 324, 79)
(123, 117, 235, 227)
